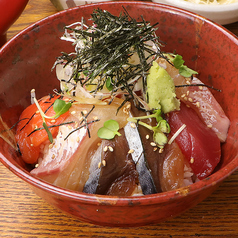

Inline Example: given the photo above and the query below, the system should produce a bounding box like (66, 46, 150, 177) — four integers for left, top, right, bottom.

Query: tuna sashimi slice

(157, 58, 230, 142)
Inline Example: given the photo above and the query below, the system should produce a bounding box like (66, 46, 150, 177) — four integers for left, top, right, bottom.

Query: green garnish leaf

(104, 119, 120, 132)
(53, 99, 72, 119)
(43, 122, 53, 143)
(83, 70, 89, 76)
(153, 131, 168, 147)
(153, 109, 163, 123)
(97, 119, 121, 140)
(106, 77, 113, 91)
(97, 127, 116, 140)
(127, 110, 170, 148)
(179, 65, 198, 78)
(172, 54, 184, 69)
(172, 54, 198, 78)
(155, 120, 170, 134)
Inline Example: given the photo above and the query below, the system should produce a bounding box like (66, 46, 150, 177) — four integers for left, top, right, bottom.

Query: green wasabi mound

(147, 61, 180, 113)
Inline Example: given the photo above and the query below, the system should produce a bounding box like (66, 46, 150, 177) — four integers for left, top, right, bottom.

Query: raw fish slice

(130, 105, 164, 193)
(30, 98, 130, 191)
(95, 129, 139, 196)
(84, 115, 157, 196)
(83, 143, 103, 194)
(158, 141, 186, 192)
(156, 58, 230, 142)
(138, 126, 164, 193)
(167, 102, 221, 180)
(181, 77, 229, 142)
(124, 119, 157, 195)
(32, 122, 88, 186)
(15, 95, 70, 164)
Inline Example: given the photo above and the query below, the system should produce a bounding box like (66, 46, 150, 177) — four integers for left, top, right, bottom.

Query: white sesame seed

(207, 124, 213, 128)
(181, 94, 186, 98)
(49, 144, 53, 149)
(71, 111, 76, 115)
(30, 144, 34, 147)
(108, 146, 114, 152)
(103, 146, 108, 152)
(146, 134, 150, 140)
(52, 154, 55, 159)
(123, 107, 129, 114)
(82, 110, 88, 115)
(36, 110, 40, 114)
(150, 142, 157, 147)
(199, 86, 203, 90)
(188, 97, 193, 102)
(159, 148, 164, 153)
(51, 119, 56, 123)
(184, 96, 188, 101)
(186, 91, 190, 96)
(153, 147, 158, 152)
(98, 162, 102, 169)
(190, 157, 194, 164)
(102, 160, 106, 166)
(196, 101, 200, 108)
(126, 104, 131, 109)
(130, 123, 136, 129)
(93, 116, 98, 120)
(35, 164, 39, 168)
(128, 149, 135, 154)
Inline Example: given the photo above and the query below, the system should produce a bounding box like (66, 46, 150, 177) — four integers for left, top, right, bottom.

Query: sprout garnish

(53, 99, 72, 119)
(127, 109, 170, 148)
(171, 54, 198, 78)
(97, 119, 121, 140)
(33, 95, 72, 143)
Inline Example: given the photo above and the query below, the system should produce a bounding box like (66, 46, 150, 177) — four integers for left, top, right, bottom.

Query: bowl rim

(1, 1, 238, 206)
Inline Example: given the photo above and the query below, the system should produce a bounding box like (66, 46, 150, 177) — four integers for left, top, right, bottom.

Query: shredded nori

(55, 8, 164, 110)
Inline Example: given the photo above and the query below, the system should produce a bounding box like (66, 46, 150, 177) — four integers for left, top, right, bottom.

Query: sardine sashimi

(84, 132, 143, 196)
(83, 143, 103, 194)
(94, 129, 139, 196)
(124, 118, 157, 195)
(130, 105, 164, 193)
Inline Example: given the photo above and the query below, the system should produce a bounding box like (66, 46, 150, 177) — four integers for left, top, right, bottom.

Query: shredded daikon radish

(168, 124, 187, 145)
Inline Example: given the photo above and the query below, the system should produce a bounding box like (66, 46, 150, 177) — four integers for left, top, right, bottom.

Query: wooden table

(1, 0, 238, 237)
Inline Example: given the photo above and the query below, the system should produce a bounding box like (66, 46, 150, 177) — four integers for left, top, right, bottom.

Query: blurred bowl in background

(152, 0, 238, 25)
(50, 0, 149, 10)
(0, 0, 29, 47)
(50, 0, 112, 10)
(0, 1, 238, 227)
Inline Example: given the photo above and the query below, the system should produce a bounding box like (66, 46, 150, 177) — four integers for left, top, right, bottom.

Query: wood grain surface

(1, 0, 238, 237)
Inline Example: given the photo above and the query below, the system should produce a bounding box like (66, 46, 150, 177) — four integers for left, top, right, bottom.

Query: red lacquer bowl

(0, 2, 238, 227)
(0, 0, 29, 47)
